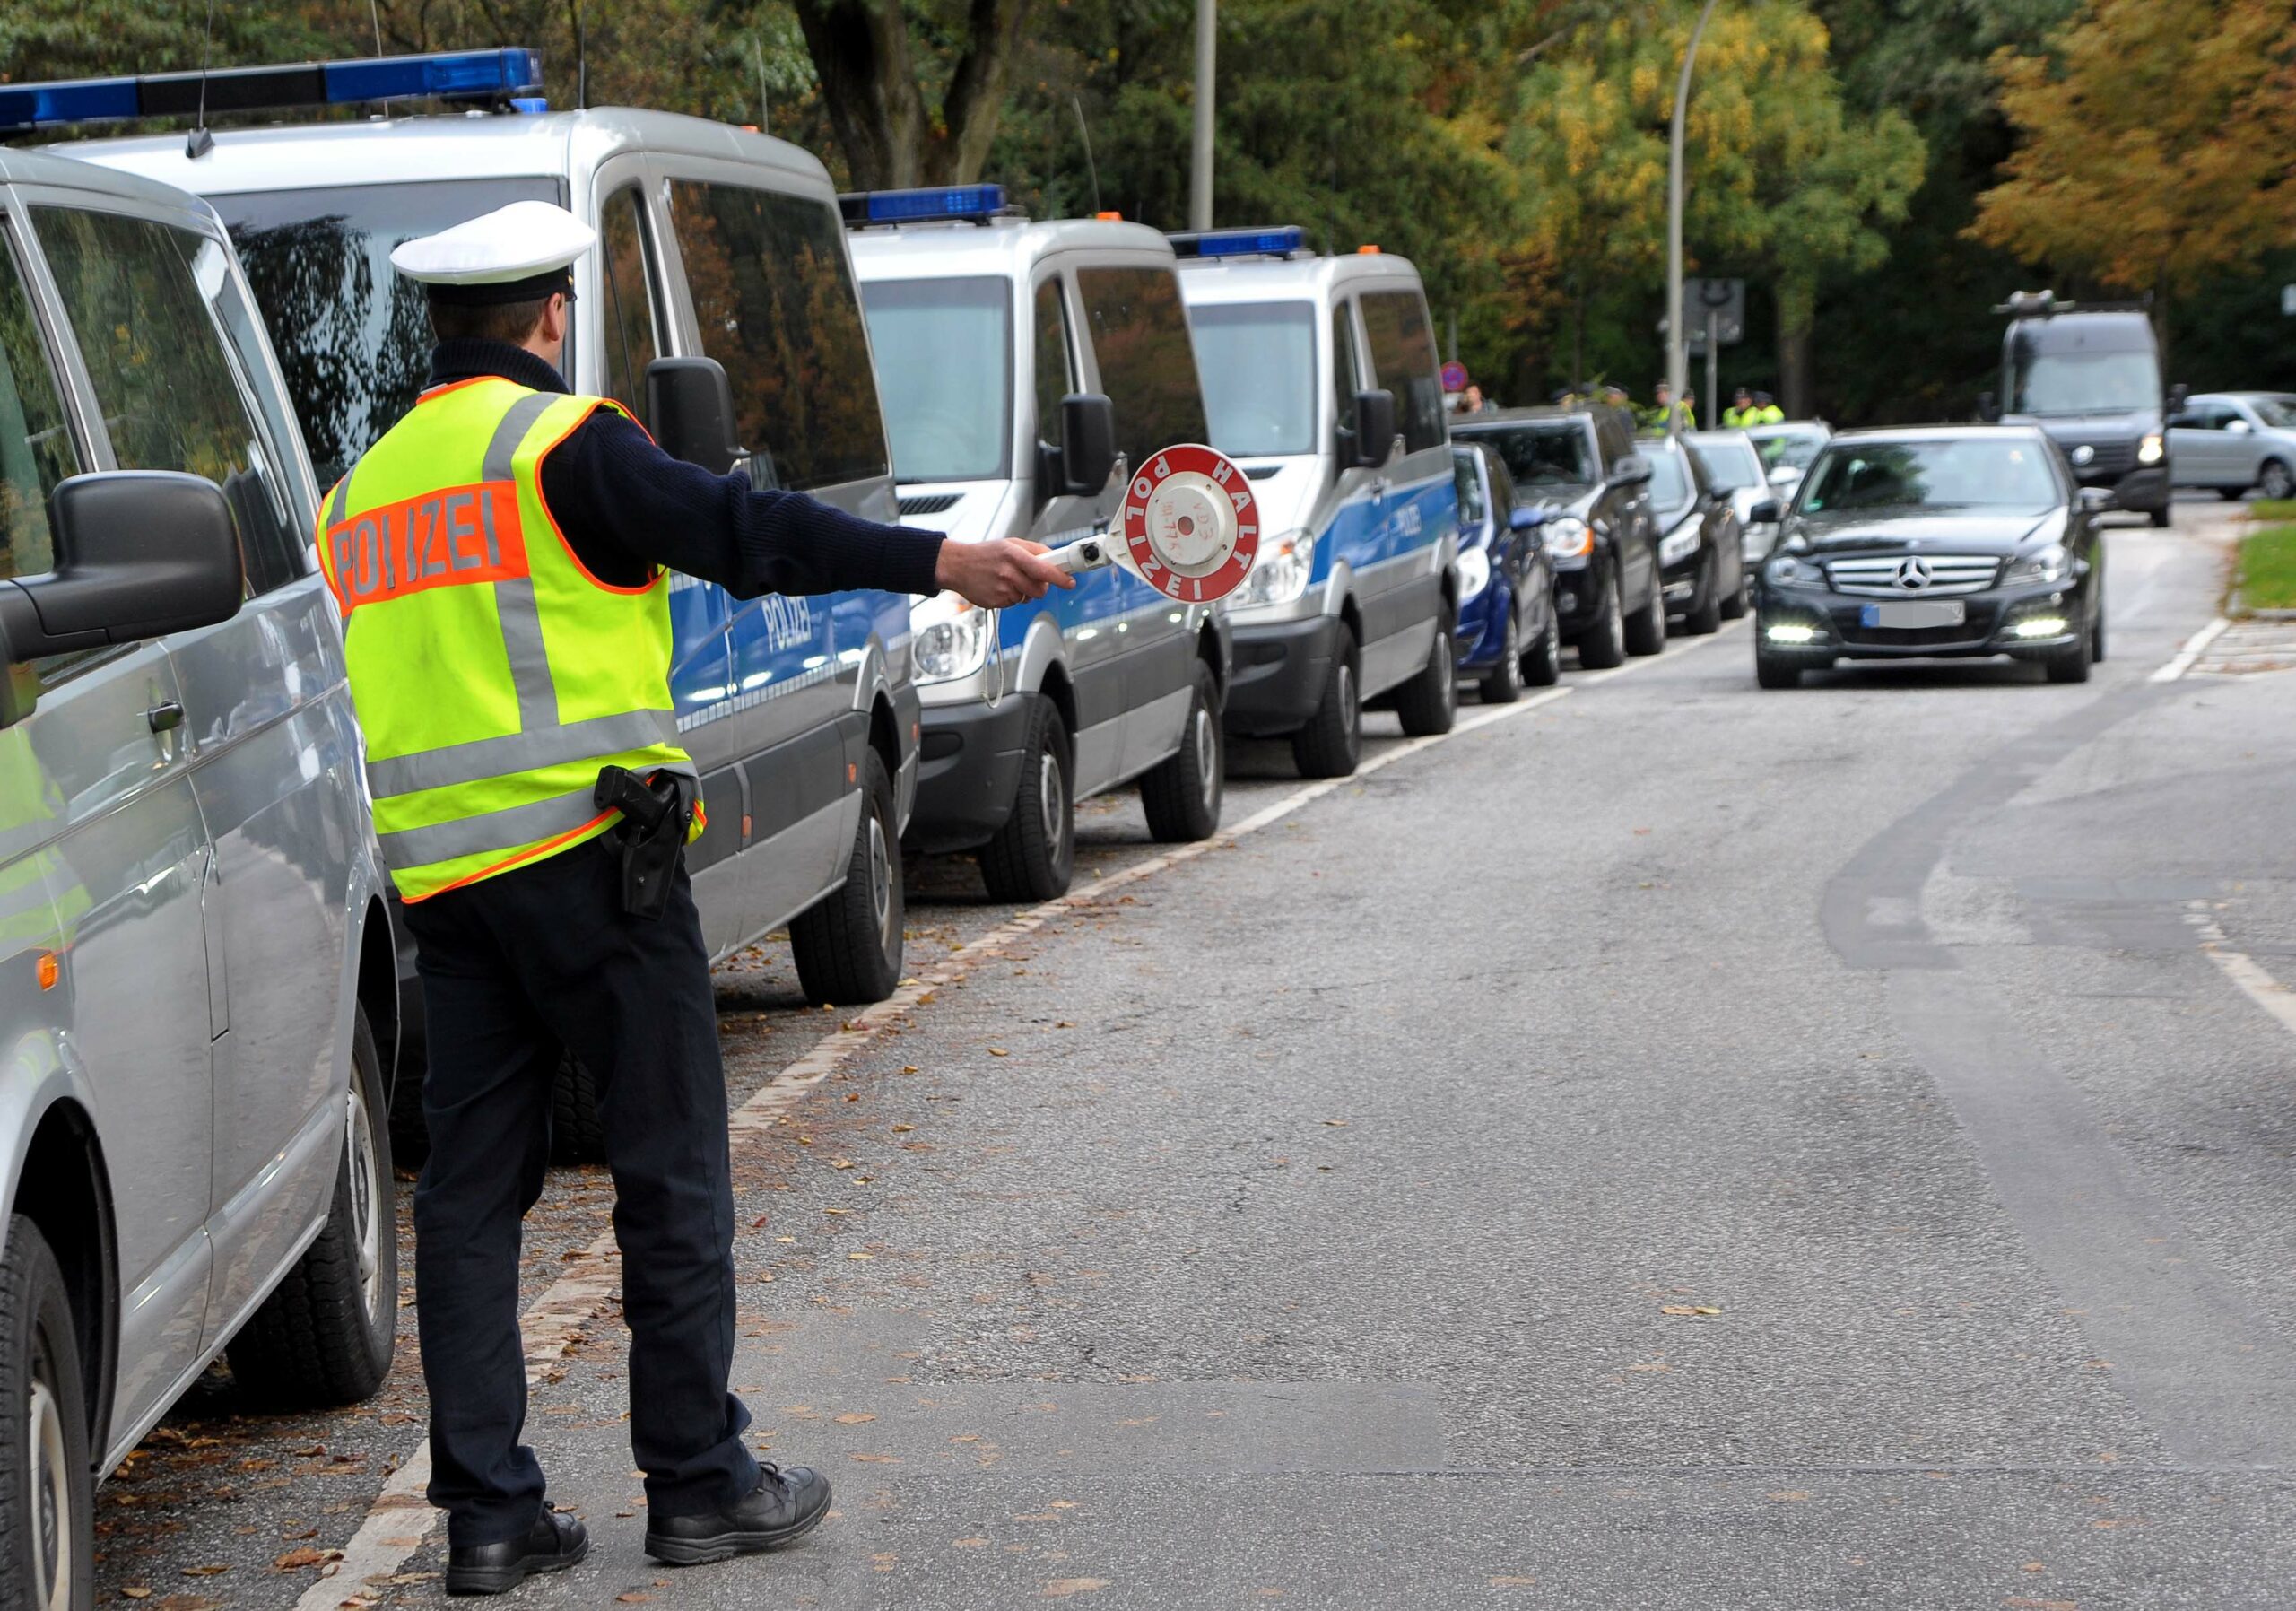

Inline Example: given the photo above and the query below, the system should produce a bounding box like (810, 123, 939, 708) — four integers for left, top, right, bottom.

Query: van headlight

(1457, 546, 1492, 602)
(1236, 528, 1314, 607)
(1543, 515, 1591, 560)
(2137, 432, 2163, 465)
(2003, 542, 2069, 585)
(911, 591, 995, 683)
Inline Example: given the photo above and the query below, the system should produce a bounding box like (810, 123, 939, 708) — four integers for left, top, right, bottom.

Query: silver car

(0, 150, 401, 1609)
(1683, 428, 1785, 571)
(2168, 392, 2296, 502)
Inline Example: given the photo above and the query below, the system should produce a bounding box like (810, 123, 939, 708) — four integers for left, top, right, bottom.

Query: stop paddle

(1048, 444, 1261, 603)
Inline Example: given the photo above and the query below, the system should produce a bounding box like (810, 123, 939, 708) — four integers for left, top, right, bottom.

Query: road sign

(1050, 443, 1260, 604)
(1440, 361, 1468, 393)
(1683, 277, 1745, 351)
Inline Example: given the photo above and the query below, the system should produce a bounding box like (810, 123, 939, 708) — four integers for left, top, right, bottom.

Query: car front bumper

(1224, 613, 1343, 737)
(1752, 579, 2085, 661)
(903, 690, 1037, 854)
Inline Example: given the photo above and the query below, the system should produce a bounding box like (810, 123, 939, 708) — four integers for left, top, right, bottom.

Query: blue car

(1451, 442, 1561, 701)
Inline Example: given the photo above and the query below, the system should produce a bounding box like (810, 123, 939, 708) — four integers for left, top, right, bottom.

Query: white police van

(1174, 228, 1458, 776)
(847, 187, 1231, 900)
(62, 48, 926, 1147)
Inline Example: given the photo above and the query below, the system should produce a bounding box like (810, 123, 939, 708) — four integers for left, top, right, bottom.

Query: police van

(63, 52, 926, 1135)
(847, 188, 1231, 899)
(1174, 228, 1458, 777)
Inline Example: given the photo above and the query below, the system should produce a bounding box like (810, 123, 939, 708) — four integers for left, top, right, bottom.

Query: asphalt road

(92, 500, 2296, 1608)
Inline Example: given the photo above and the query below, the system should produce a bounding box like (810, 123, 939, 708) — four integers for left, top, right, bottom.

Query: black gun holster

(595, 765, 698, 920)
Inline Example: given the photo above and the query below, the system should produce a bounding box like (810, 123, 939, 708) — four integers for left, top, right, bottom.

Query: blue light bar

(0, 48, 543, 135)
(1170, 225, 1308, 260)
(839, 186, 1011, 227)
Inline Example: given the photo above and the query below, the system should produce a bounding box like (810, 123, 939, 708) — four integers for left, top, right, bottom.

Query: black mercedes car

(1752, 426, 2109, 689)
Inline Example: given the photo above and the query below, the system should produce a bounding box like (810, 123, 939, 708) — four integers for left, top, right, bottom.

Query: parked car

(848, 190, 1232, 897)
(1450, 442, 1560, 701)
(1683, 428, 1781, 596)
(1747, 419, 1831, 501)
(0, 145, 404, 1611)
(1752, 426, 2106, 688)
(1175, 227, 1461, 777)
(73, 85, 929, 1153)
(1644, 435, 1744, 634)
(1451, 405, 1664, 669)
(2168, 392, 2296, 502)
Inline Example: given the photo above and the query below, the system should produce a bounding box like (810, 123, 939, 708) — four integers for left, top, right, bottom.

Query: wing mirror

(1749, 498, 1782, 525)
(1340, 388, 1397, 470)
(1508, 505, 1544, 534)
(1977, 389, 2000, 423)
(1042, 393, 1118, 497)
(1767, 464, 1799, 487)
(1609, 453, 1652, 486)
(2076, 485, 2118, 514)
(2227, 418, 2253, 435)
(645, 357, 741, 476)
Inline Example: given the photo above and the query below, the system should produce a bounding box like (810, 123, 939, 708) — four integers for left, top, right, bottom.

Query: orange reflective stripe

(323, 481, 527, 615)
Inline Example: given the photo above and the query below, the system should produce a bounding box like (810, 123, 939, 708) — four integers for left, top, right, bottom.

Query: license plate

(1860, 599, 1966, 629)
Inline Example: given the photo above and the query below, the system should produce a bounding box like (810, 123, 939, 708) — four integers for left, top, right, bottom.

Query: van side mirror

(1750, 498, 1782, 525)
(645, 357, 741, 476)
(1977, 389, 2000, 423)
(0, 472, 244, 673)
(1049, 393, 1118, 496)
(1342, 388, 1396, 469)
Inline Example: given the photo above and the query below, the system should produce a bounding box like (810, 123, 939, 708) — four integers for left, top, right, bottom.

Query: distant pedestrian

(1722, 386, 1756, 427)
(1752, 390, 1786, 424)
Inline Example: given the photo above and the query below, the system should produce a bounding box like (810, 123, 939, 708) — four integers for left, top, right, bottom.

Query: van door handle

(147, 701, 186, 733)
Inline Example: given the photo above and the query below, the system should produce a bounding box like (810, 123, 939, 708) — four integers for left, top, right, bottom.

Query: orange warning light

(36, 952, 57, 990)
(1096, 211, 1123, 222)
(1356, 244, 1382, 255)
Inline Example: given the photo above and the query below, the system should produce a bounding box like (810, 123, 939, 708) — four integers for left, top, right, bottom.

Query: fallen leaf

(617, 1594, 653, 1603)
(891, 1125, 915, 1134)
(848, 1251, 874, 1261)
(274, 1546, 340, 1570)
(830, 1159, 856, 1170)
(901, 1066, 919, 1074)
(1659, 1305, 1723, 1316)
(987, 1048, 1010, 1058)
(1043, 1581, 1110, 1598)
(181, 1566, 231, 1577)
(953, 1537, 988, 1548)
(849, 1453, 900, 1464)
(1322, 1119, 1348, 1128)
(121, 1589, 152, 1601)
(835, 1413, 877, 1424)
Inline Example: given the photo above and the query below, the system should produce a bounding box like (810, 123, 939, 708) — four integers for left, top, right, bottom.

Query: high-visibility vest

(316, 377, 693, 903)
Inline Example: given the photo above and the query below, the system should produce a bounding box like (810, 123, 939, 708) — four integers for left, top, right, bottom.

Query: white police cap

(389, 200, 596, 305)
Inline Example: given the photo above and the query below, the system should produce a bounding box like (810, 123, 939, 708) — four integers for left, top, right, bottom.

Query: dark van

(1986, 292, 2175, 528)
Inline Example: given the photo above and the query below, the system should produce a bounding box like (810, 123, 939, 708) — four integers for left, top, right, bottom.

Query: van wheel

(978, 700, 1074, 902)
(550, 1052, 605, 1163)
(229, 1008, 396, 1407)
(1141, 661, 1224, 842)
(1575, 566, 1626, 669)
(1479, 608, 1524, 704)
(793, 748, 906, 1000)
(1623, 554, 1668, 656)
(1291, 623, 1361, 778)
(1, 1215, 92, 1611)
(1396, 612, 1459, 736)
(2147, 502, 2171, 528)
(1521, 605, 1561, 687)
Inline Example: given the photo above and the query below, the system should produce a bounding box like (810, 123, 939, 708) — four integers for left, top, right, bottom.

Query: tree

(1970, 0, 2296, 365)
(787, 0, 1034, 187)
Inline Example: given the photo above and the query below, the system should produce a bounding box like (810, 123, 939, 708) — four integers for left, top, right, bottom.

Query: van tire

(1291, 623, 1361, 778)
(1, 1215, 92, 1611)
(793, 748, 906, 1001)
(1576, 565, 1627, 669)
(1141, 661, 1224, 843)
(551, 1053, 605, 1163)
(2147, 502, 2170, 528)
(978, 700, 1074, 902)
(228, 1008, 396, 1407)
(1623, 553, 1669, 656)
(1395, 612, 1458, 736)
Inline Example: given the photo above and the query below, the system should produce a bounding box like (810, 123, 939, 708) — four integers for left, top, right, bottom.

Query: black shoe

(446, 1509, 589, 1596)
(644, 1464, 831, 1565)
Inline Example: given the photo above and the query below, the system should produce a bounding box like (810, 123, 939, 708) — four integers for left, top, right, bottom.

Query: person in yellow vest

(1721, 385, 1756, 427)
(320, 201, 1070, 1596)
(1752, 390, 1787, 425)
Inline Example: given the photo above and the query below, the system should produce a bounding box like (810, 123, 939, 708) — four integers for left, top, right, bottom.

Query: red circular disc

(1119, 443, 1261, 604)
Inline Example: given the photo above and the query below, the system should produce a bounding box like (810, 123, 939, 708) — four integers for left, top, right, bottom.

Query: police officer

(1722, 385, 1755, 427)
(1641, 381, 1694, 431)
(317, 202, 1073, 1596)
(1752, 390, 1786, 424)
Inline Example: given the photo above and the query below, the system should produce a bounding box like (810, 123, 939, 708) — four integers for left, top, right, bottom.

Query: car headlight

(2137, 432, 2163, 465)
(1765, 553, 1822, 587)
(1657, 518, 1700, 567)
(2002, 542, 2068, 586)
(1234, 528, 1315, 607)
(911, 590, 996, 683)
(1543, 515, 1592, 560)
(1457, 546, 1492, 602)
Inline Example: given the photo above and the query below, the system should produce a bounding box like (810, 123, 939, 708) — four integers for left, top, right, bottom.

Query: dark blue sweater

(427, 339, 944, 599)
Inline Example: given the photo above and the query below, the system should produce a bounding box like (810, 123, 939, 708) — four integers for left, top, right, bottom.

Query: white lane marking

(2190, 905, 2296, 1040)
(2152, 616, 2231, 683)
(305, 618, 1739, 1598)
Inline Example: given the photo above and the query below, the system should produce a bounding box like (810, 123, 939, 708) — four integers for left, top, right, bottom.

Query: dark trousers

(403, 838, 759, 1547)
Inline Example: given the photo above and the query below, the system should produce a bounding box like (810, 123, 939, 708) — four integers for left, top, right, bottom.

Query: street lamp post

(1189, 0, 1216, 231)
(1665, 0, 1721, 436)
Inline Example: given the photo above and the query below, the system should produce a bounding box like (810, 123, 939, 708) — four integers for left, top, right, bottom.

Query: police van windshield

(213, 178, 566, 488)
(1187, 300, 1317, 457)
(2011, 349, 2160, 415)
(859, 276, 1013, 483)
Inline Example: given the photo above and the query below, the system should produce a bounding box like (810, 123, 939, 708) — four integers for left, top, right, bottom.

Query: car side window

(1074, 266, 1208, 472)
(1331, 302, 1359, 438)
(0, 227, 83, 582)
(1358, 288, 1445, 453)
(667, 180, 889, 491)
(1033, 275, 1070, 453)
(36, 207, 303, 597)
(597, 186, 658, 431)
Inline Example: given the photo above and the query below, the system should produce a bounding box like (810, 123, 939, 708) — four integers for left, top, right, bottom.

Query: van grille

(898, 492, 961, 517)
(1824, 554, 2001, 597)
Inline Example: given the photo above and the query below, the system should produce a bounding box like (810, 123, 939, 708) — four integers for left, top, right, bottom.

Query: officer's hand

(936, 538, 1075, 608)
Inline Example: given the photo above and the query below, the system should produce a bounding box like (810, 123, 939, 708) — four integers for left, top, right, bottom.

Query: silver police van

(1174, 228, 1459, 777)
(0, 144, 403, 1608)
(848, 188, 1230, 900)
(70, 56, 928, 1142)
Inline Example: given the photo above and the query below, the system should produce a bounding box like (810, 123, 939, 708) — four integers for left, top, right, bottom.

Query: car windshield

(1754, 429, 1825, 470)
(1801, 439, 2058, 513)
(213, 177, 565, 488)
(1464, 422, 1594, 490)
(859, 275, 1013, 482)
(2012, 349, 2161, 415)
(1645, 449, 1691, 509)
(2247, 396, 2296, 431)
(1690, 439, 1763, 490)
(1187, 300, 1317, 457)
